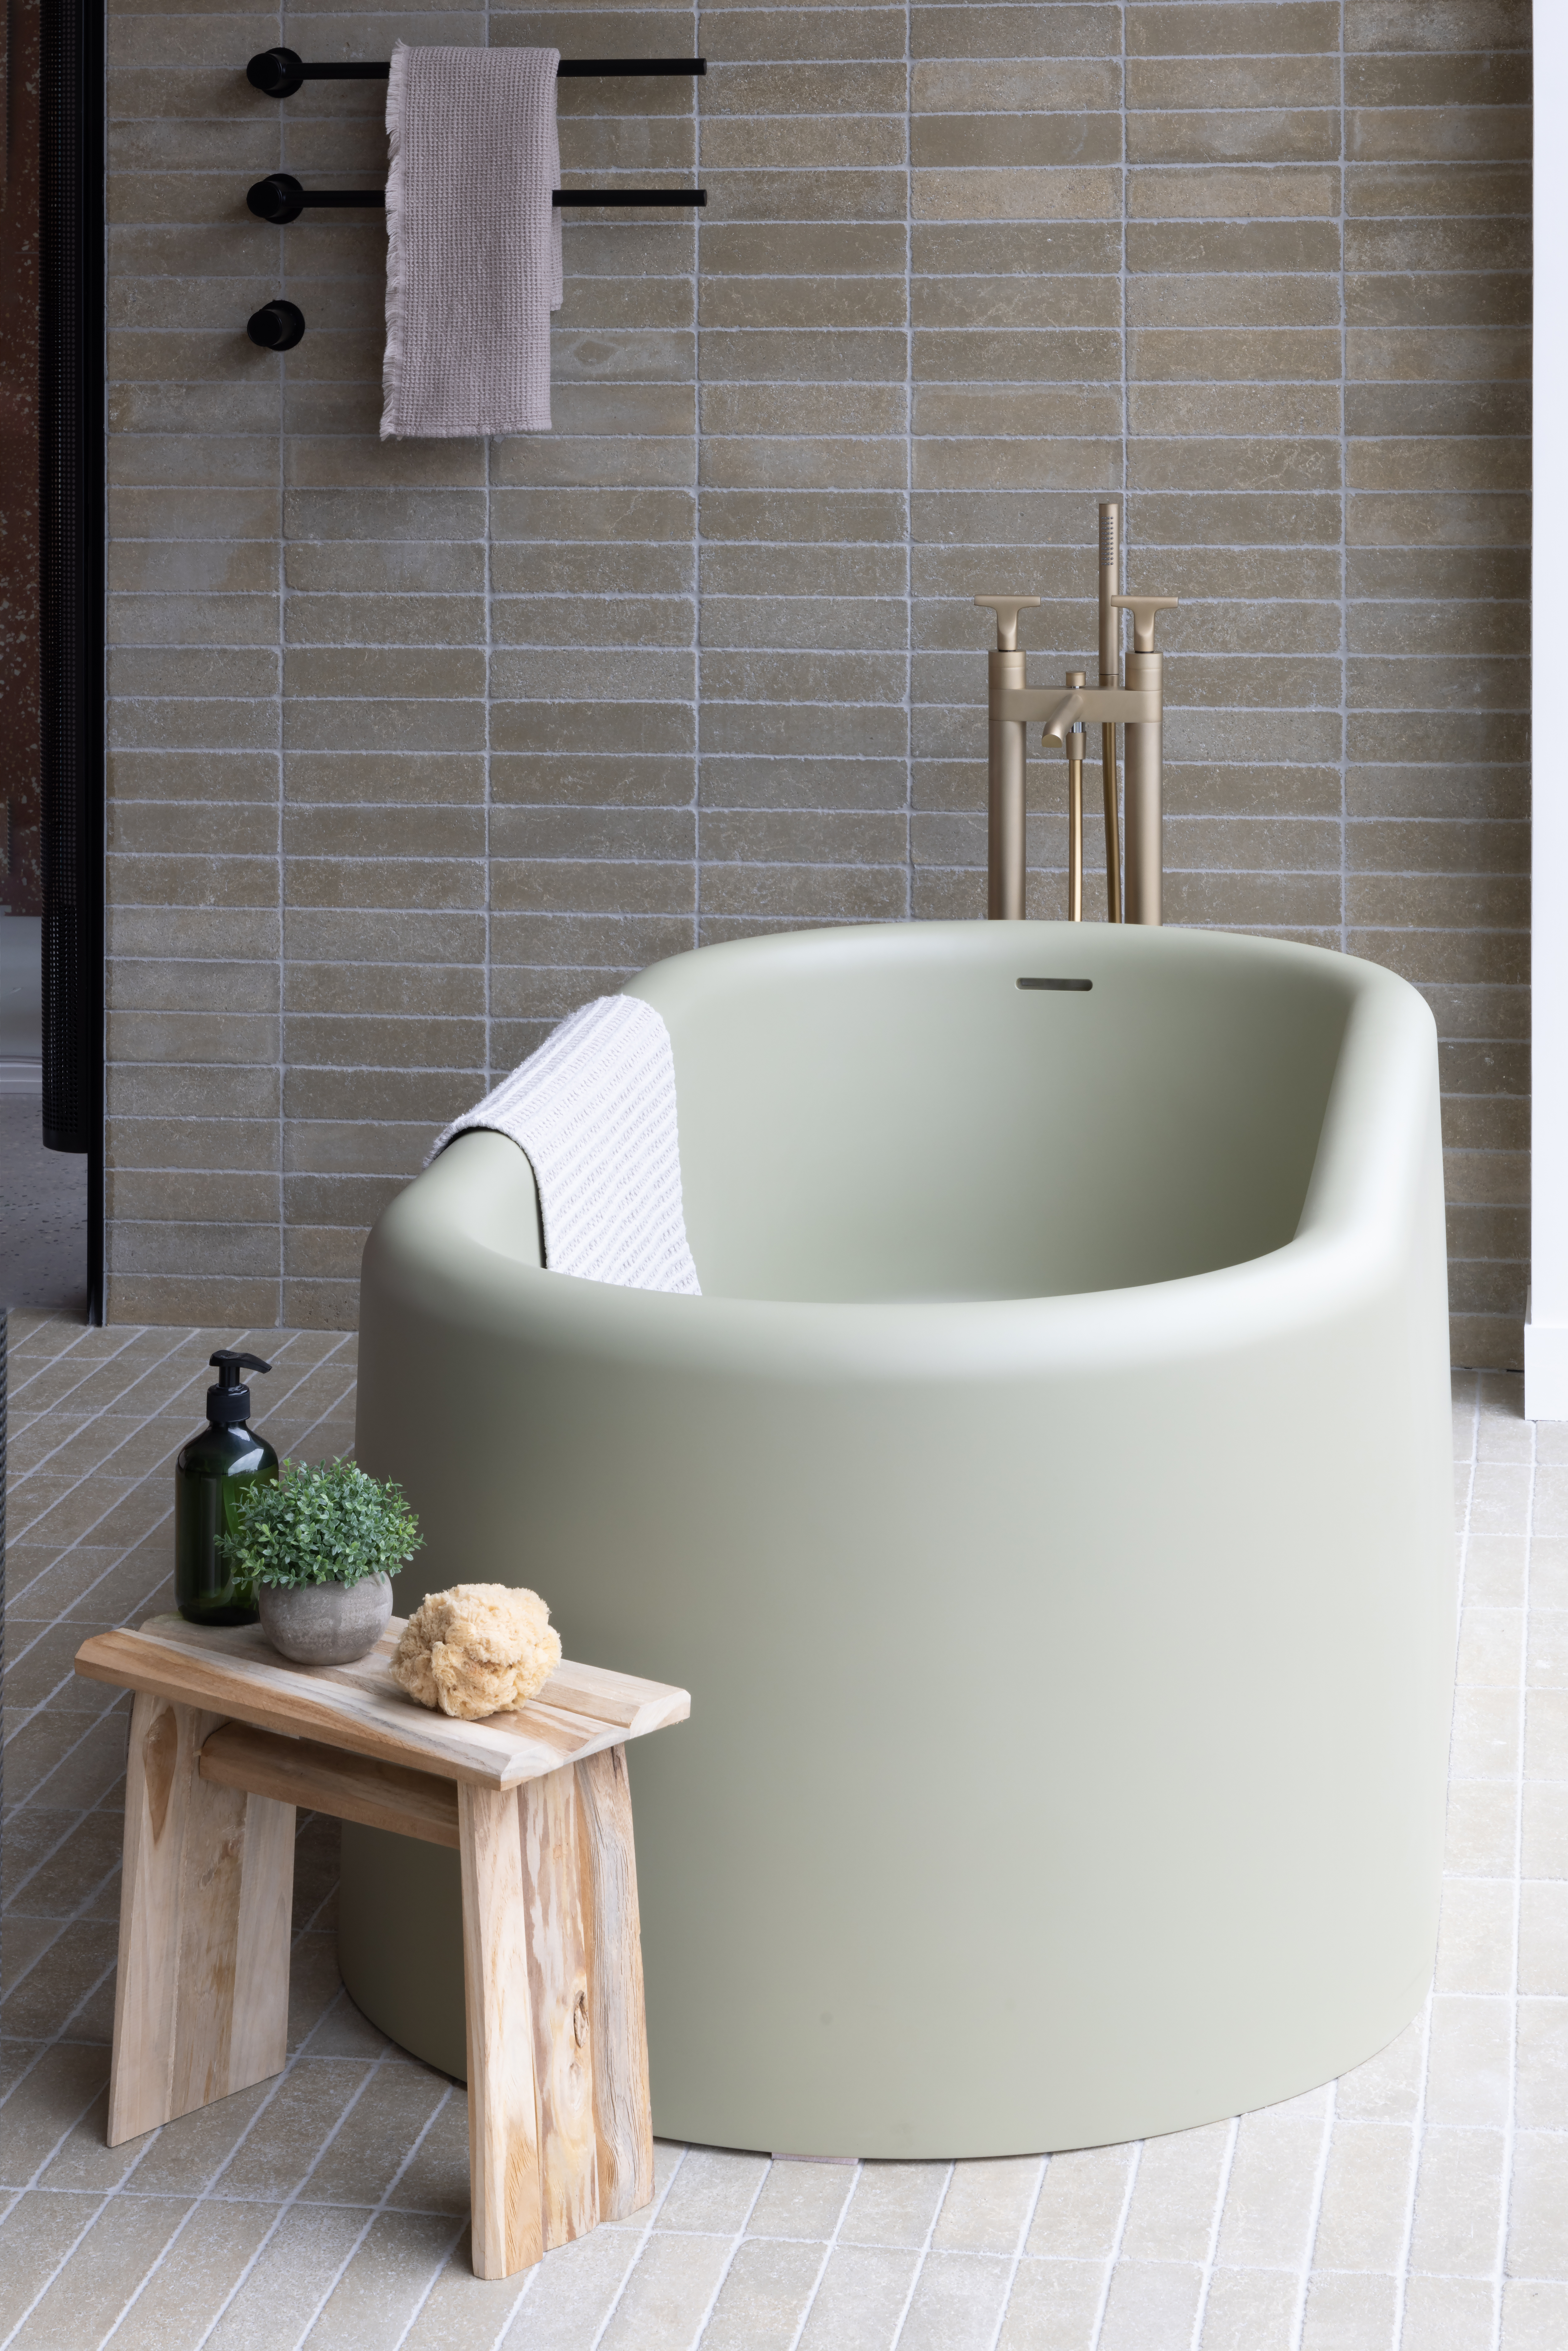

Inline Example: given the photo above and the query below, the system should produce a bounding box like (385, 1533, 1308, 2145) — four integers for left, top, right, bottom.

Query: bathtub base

(345, 924, 1456, 2160)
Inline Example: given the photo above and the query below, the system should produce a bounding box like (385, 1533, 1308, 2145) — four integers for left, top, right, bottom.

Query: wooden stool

(74, 1615, 689, 2280)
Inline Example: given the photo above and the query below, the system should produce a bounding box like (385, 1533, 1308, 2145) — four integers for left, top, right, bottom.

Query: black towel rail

(246, 173, 704, 222)
(247, 48, 705, 98)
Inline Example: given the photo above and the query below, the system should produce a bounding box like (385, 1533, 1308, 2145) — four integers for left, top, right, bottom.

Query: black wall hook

(246, 298, 306, 349)
(246, 47, 706, 98)
(247, 172, 705, 219)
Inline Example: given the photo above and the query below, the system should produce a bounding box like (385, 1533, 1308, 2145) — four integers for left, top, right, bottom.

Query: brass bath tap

(974, 499, 1177, 924)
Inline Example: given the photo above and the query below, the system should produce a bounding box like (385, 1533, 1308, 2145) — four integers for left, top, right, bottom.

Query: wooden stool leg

(108, 1693, 295, 2147)
(459, 1783, 544, 2280)
(521, 1764, 599, 2249)
(576, 1744, 655, 2221)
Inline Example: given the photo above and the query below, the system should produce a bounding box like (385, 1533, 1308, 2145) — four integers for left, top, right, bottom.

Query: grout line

(1290, 2081, 1338, 2351)
(887, 2159, 956, 2350)
(780, 2156, 866, 2351)
(1088, 2142, 1141, 2351)
(983, 2154, 1050, 2351)
(686, 2155, 777, 2346)
(185, 2052, 391, 2351)
(584, 2145, 692, 2351)
(286, 2085, 463, 2349)
(1188, 2114, 1240, 2351)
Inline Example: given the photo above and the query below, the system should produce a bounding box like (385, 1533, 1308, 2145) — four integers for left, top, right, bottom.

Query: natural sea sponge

(391, 1583, 562, 1721)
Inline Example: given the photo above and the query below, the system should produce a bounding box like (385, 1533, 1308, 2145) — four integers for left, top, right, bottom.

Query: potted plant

(220, 1456, 423, 1666)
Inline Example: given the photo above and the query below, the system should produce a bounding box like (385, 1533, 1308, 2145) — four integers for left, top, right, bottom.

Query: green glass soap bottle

(175, 1351, 278, 1625)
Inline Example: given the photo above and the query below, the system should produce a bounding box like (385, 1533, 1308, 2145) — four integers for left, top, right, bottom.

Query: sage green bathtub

(344, 921, 1455, 2158)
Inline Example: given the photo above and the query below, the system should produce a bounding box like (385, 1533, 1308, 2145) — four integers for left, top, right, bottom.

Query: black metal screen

(39, 0, 105, 1314)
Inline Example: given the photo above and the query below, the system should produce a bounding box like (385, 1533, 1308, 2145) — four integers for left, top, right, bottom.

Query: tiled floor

(3, 1311, 1566, 2351)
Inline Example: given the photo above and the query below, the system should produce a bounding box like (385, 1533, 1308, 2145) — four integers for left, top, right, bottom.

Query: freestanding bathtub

(345, 920, 1454, 2158)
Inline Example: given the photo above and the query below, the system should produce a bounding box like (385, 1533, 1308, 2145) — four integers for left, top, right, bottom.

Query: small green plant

(219, 1457, 423, 1594)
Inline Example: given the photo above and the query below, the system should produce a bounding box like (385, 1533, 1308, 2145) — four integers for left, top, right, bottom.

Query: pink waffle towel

(382, 43, 562, 439)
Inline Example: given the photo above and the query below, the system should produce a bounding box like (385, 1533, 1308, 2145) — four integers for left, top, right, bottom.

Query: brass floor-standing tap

(975, 502, 1177, 924)
(1064, 671, 1086, 921)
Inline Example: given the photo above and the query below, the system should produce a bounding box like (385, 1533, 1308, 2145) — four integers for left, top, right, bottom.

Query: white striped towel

(429, 996, 701, 1294)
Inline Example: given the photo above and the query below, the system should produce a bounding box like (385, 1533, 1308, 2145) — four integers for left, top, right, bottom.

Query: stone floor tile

(1464, 1534, 1530, 1603)
(1504, 2129, 1568, 2277)
(997, 2254, 1104, 2351)
(0, 1804, 78, 1901)
(1300, 2268, 1398, 2351)
(1025, 2145, 1135, 2260)
(290, 1933, 355, 2051)
(0, 1919, 118, 2044)
(1097, 2257, 1203, 2350)
(0, 2190, 98, 2331)
(1197, 2264, 1299, 2351)
(745, 2156, 856, 2239)
(299, 2208, 463, 2348)
(10, 1707, 130, 1816)
(894, 2246, 1013, 2351)
(4, 1543, 117, 1609)
(1116, 2120, 1229, 2262)
(214, 2060, 379, 2201)
(1502, 2277, 1568, 2350)
(594, 2226, 735, 2351)
(1451, 1686, 1523, 1780)
(699, 2232, 827, 2349)
(1532, 1468, 1568, 1539)
(1532, 1537, 1568, 1608)
(301, 2065, 451, 2208)
(1405, 2122, 1504, 2277)
(1423, 1993, 1511, 2126)
(490, 2221, 645, 2350)
(1515, 1996, 1568, 2126)
(0, 2043, 108, 2189)
(1459, 1604, 1526, 1686)
(1438, 1876, 1518, 1994)
(1520, 1879, 1568, 1994)
(1, 1915, 62, 1993)
(1470, 1464, 1534, 1536)
(1400, 2271, 1496, 2351)
(202, 2203, 373, 2351)
(127, 2079, 279, 2196)
(792, 2243, 919, 2350)
(932, 2154, 1043, 2254)
(383, 2088, 472, 2218)
(105, 2199, 279, 2350)
(404, 2232, 532, 2350)
(37, 2086, 150, 2194)
(1335, 2016, 1427, 2122)
(1522, 1780, 1568, 1878)
(1311, 2116, 1415, 2271)
(1525, 1690, 1568, 1778)
(839, 2158, 951, 2249)
(9, 2191, 192, 2350)
(1457, 1777, 1523, 1871)
(651, 2143, 770, 2234)
(299, 1983, 400, 2063)
(1529, 1610, 1568, 1688)
(1213, 2107, 1325, 2269)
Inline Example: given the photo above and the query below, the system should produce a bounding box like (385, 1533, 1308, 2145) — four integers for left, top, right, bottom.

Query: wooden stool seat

(74, 1614, 689, 2280)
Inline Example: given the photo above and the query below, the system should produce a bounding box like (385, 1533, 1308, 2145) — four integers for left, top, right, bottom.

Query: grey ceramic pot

(258, 1574, 393, 1667)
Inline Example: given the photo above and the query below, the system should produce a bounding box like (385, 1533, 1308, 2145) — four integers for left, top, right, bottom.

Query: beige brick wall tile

(99, 0, 1532, 1358)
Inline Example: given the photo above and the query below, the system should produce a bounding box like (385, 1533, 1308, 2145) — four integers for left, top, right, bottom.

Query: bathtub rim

(363, 922, 1443, 1379)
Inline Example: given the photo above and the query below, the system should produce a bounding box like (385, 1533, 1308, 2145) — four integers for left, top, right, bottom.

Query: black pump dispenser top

(206, 1350, 272, 1426)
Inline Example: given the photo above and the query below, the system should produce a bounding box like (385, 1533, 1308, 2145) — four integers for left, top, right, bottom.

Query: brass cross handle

(1109, 594, 1178, 653)
(974, 595, 1041, 652)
